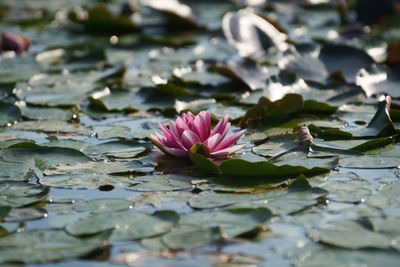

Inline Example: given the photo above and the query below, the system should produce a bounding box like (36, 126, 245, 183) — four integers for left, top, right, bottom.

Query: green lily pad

(128, 174, 193, 192)
(66, 210, 179, 241)
(308, 220, 391, 249)
(40, 174, 133, 190)
(350, 97, 395, 137)
(41, 139, 89, 151)
(278, 45, 329, 84)
(212, 60, 273, 91)
(73, 198, 134, 214)
(189, 143, 336, 178)
(180, 208, 272, 238)
(252, 134, 299, 158)
(88, 87, 175, 112)
(9, 120, 91, 133)
(4, 207, 46, 222)
(368, 216, 400, 235)
(189, 177, 326, 215)
(240, 94, 303, 128)
(319, 44, 374, 83)
(81, 140, 147, 158)
(0, 147, 90, 181)
(0, 56, 40, 84)
(295, 245, 400, 267)
(162, 224, 221, 250)
(0, 229, 111, 263)
(16, 103, 73, 121)
(0, 102, 21, 126)
(68, 5, 137, 34)
(369, 181, 400, 215)
(0, 182, 49, 208)
(41, 159, 153, 189)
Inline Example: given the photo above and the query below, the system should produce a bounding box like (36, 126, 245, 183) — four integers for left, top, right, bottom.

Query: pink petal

(220, 122, 231, 140)
(181, 130, 201, 150)
(182, 112, 195, 127)
(211, 115, 229, 137)
(214, 129, 246, 151)
(176, 116, 190, 135)
(192, 112, 208, 141)
(155, 133, 181, 149)
(210, 144, 246, 157)
(169, 120, 180, 138)
(159, 122, 173, 140)
(203, 133, 222, 151)
(204, 111, 211, 137)
(198, 111, 211, 139)
(164, 147, 187, 157)
(159, 122, 186, 150)
(149, 135, 187, 157)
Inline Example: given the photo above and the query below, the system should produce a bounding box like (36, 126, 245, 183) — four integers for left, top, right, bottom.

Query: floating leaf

(0, 147, 90, 181)
(144, 0, 200, 29)
(356, 64, 400, 97)
(9, 120, 90, 133)
(66, 210, 179, 241)
(0, 102, 21, 126)
(309, 220, 391, 249)
(212, 60, 274, 90)
(350, 96, 395, 137)
(239, 94, 303, 128)
(162, 224, 221, 250)
(278, 45, 329, 83)
(81, 140, 148, 158)
(69, 6, 137, 34)
(0, 182, 49, 208)
(127, 174, 193, 192)
(319, 44, 374, 83)
(0, 229, 111, 263)
(4, 207, 46, 222)
(222, 9, 288, 57)
(73, 199, 134, 214)
(189, 177, 326, 215)
(180, 208, 272, 238)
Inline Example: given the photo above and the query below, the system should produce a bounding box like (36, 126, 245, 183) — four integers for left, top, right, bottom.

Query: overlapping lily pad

(0, 229, 111, 263)
(66, 210, 179, 241)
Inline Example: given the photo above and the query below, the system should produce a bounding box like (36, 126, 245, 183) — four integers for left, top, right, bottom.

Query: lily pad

(162, 224, 221, 250)
(319, 44, 374, 83)
(189, 143, 337, 178)
(73, 198, 134, 214)
(0, 102, 21, 126)
(308, 220, 391, 249)
(356, 64, 400, 97)
(4, 207, 46, 222)
(0, 182, 49, 208)
(239, 94, 304, 128)
(0, 147, 90, 181)
(189, 177, 326, 215)
(180, 208, 273, 238)
(212, 60, 273, 90)
(222, 9, 288, 58)
(127, 174, 193, 192)
(0, 229, 111, 263)
(66, 210, 179, 241)
(81, 140, 147, 158)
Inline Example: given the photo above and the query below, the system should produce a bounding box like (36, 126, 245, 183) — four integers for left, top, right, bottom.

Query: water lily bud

(1, 31, 31, 54)
(299, 125, 313, 144)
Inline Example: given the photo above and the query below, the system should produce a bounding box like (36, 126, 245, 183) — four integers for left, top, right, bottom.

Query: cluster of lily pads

(0, 0, 400, 265)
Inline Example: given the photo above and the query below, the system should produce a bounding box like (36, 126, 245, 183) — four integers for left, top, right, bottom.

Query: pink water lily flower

(150, 111, 246, 157)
